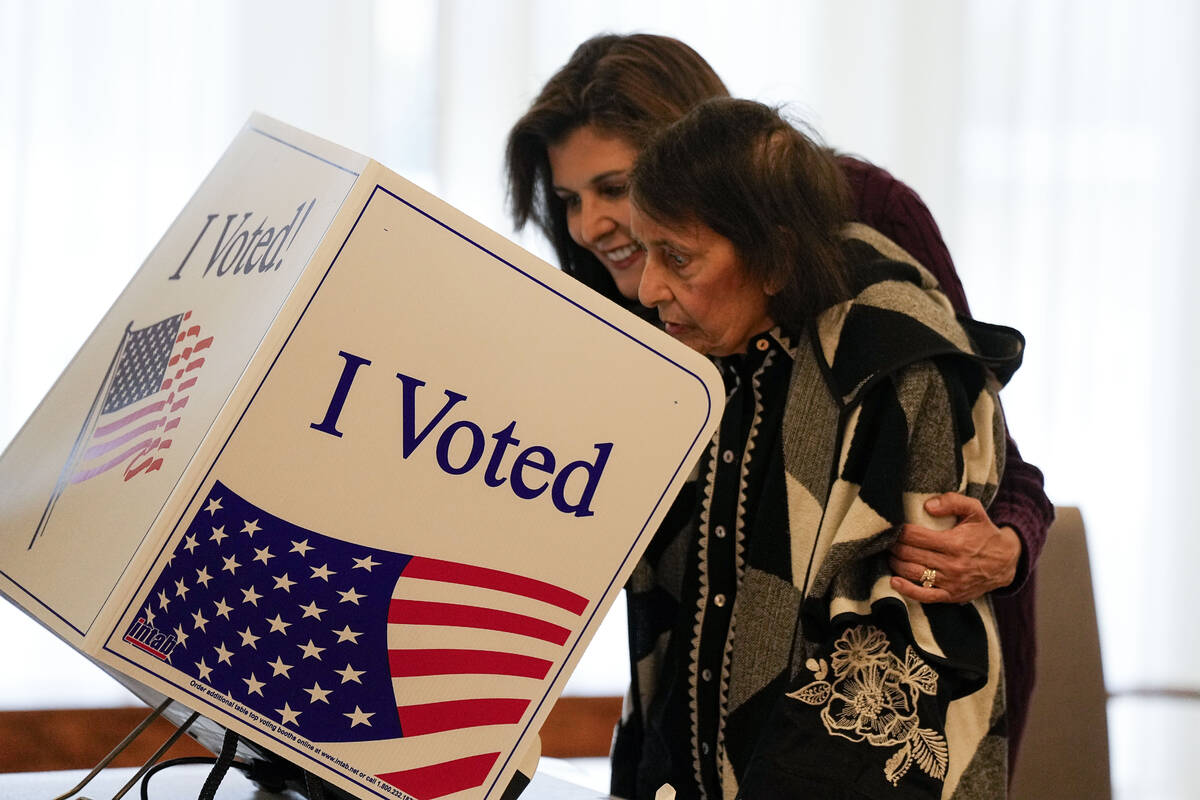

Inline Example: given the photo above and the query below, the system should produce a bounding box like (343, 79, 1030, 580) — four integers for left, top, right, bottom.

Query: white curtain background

(1, 1, 1196, 796)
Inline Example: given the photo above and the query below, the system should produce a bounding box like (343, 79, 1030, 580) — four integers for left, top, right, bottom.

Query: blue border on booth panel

(102, 183, 716, 800)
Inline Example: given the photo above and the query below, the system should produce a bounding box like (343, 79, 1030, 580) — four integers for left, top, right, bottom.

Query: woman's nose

(638, 255, 669, 308)
(578, 196, 616, 245)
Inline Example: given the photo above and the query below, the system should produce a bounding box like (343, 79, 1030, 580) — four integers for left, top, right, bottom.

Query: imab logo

(123, 616, 180, 661)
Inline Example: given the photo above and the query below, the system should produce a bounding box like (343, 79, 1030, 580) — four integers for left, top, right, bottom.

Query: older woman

(505, 34, 1051, 776)
(619, 97, 1017, 799)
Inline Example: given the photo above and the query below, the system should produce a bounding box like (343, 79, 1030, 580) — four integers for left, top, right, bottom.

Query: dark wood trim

(0, 706, 209, 773)
(539, 695, 621, 758)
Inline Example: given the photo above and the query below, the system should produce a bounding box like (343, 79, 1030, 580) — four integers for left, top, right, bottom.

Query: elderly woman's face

(547, 125, 645, 300)
(633, 210, 774, 357)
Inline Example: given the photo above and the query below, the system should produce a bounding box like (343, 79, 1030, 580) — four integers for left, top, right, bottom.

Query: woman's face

(633, 209, 774, 357)
(547, 125, 645, 300)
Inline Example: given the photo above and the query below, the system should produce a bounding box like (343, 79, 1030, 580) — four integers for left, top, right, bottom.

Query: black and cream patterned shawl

(614, 225, 1023, 800)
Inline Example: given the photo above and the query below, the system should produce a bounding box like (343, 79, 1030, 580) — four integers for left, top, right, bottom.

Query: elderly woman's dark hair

(631, 98, 853, 331)
(505, 33, 729, 303)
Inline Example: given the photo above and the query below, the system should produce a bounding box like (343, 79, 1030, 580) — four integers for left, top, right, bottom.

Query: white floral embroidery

(830, 624, 889, 675)
(786, 624, 948, 787)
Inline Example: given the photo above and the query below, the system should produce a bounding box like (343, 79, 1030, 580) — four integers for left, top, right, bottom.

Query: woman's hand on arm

(887, 492, 1021, 604)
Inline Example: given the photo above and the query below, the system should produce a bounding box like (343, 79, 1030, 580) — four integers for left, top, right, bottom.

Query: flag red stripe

(71, 438, 157, 484)
(396, 698, 530, 737)
(402, 556, 587, 615)
(93, 399, 167, 438)
(388, 599, 570, 645)
(82, 418, 162, 461)
(388, 649, 551, 679)
(378, 752, 500, 800)
(169, 336, 211, 366)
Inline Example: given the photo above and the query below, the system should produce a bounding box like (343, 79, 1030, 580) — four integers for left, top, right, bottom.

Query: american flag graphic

(30, 312, 211, 548)
(129, 481, 586, 799)
(73, 312, 210, 484)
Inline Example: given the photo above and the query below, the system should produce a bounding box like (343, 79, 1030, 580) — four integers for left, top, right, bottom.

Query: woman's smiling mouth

(603, 243, 643, 268)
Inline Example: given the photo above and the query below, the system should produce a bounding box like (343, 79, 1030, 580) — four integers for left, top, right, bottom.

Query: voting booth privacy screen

(0, 115, 724, 800)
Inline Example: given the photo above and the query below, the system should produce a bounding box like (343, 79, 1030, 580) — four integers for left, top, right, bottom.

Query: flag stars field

(299, 639, 325, 660)
(310, 563, 335, 581)
(174, 624, 189, 648)
(213, 598, 233, 619)
(344, 706, 373, 728)
(157, 589, 170, 610)
(290, 539, 313, 556)
(242, 519, 261, 537)
(183, 534, 199, 554)
(277, 702, 301, 726)
(333, 625, 361, 644)
(305, 682, 332, 704)
(335, 664, 364, 684)
(210, 525, 228, 545)
(214, 642, 233, 665)
(175, 577, 190, 599)
(244, 673, 266, 697)
(204, 497, 222, 515)
(253, 546, 274, 565)
(221, 554, 241, 574)
(241, 585, 262, 606)
(196, 566, 213, 587)
(273, 573, 296, 592)
(238, 626, 260, 649)
(299, 601, 326, 620)
(337, 587, 364, 605)
(351, 555, 378, 572)
(191, 609, 209, 631)
(266, 613, 291, 634)
(268, 655, 293, 678)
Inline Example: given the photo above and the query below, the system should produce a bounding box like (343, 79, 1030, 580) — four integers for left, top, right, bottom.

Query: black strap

(304, 770, 330, 800)
(197, 728, 240, 800)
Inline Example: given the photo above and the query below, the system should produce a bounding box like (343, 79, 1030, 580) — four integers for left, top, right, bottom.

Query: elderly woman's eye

(667, 250, 689, 268)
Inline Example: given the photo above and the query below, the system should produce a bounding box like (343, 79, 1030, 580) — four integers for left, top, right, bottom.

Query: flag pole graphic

(29, 322, 133, 549)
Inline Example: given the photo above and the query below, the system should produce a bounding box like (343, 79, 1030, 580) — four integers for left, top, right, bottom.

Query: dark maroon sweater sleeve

(837, 155, 1053, 590)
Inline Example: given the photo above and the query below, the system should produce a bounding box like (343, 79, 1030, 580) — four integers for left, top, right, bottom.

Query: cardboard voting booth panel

(0, 115, 724, 800)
